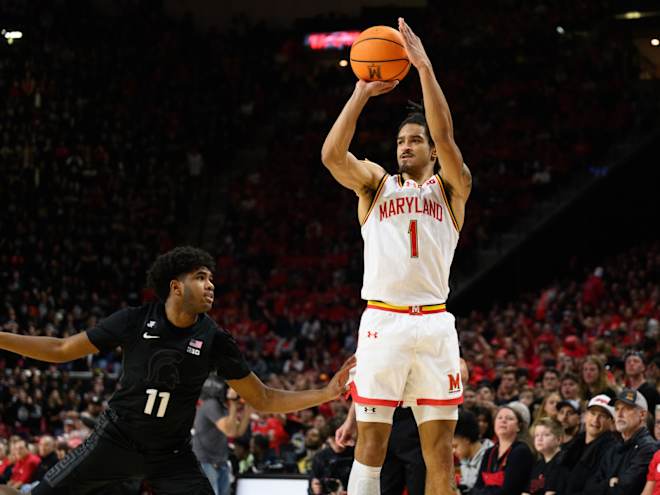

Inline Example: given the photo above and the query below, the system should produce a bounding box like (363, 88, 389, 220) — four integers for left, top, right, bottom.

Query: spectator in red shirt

(642, 449, 660, 495)
(582, 267, 604, 306)
(251, 414, 289, 453)
(0, 441, 11, 479)
(7, 439, 40, 490)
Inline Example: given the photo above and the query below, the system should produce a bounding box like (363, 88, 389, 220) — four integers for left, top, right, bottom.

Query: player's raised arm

(398, 17, 472, 200)
(0, 330, 99, 363)
(321, 80, 395, 193)
(227, 355, 356, 413)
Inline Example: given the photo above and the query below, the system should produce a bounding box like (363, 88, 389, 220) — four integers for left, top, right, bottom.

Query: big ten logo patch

(448, 372, 462, 394)
(187, 338, 204, 356)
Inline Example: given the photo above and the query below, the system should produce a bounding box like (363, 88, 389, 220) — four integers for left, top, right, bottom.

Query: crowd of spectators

(0, 0, 658, 494)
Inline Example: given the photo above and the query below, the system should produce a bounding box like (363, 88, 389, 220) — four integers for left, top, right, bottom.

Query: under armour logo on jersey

(363, 406, 376, 414)
(146, 320, 156, 328)
(367, 331, 378, 339)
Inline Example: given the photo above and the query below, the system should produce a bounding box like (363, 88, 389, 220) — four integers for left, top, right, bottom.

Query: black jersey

(86, 302, 250, 451)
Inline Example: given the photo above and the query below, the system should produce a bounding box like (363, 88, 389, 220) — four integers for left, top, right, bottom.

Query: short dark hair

(455, 409, 480, 443)
(502, 366, 517, 378)
(623, 349, 646, 364)
(542, 368, 560, 379)
(397, 101, 434, 147)
(146, 246, 215, 301)
(560, 372, 579, 384)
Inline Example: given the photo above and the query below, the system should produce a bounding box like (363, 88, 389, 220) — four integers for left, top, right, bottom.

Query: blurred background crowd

(0, 0, 658, 494)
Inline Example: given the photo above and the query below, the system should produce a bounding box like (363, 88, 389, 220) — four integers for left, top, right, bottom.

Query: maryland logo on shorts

(448, 373, 462, 394)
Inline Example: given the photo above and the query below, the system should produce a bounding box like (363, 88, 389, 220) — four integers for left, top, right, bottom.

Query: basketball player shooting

(321, 18, 472, 495)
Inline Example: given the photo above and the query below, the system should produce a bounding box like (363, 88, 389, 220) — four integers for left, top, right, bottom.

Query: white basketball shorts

(348, 302, 463, 408)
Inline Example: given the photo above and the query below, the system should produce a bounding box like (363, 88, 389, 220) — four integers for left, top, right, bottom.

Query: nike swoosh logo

(142, 332, 160, 339)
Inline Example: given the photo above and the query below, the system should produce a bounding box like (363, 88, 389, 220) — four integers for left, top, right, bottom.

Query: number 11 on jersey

(408, 220, 419, 258)
(144, 388, 171, 417)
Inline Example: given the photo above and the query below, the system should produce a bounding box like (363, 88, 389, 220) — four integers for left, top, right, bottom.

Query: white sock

(347, 460, 381, 495)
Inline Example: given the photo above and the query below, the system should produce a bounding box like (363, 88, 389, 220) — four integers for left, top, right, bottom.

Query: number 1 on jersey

(144, 388, 171, 417)
(408, 220, 419, 258)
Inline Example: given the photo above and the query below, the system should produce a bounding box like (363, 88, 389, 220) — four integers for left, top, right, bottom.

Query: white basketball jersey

(361, 173, 460, 305)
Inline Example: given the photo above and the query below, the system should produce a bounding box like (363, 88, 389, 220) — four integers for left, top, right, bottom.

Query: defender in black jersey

(0, 247, 355, 495)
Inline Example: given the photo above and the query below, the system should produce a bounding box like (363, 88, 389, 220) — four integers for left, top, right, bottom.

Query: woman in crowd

(532, 392, 560, 425)
(559, 372, 582, 401)
(472, 406, 535, 495)
(580, 355, 617, 401)
(474, 406, 495, 443)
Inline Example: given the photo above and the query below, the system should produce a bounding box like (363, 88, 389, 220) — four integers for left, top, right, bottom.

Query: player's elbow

(51, 341, 73, 363)
(321, 145, 344, 170)
(320, 149, 334, 169)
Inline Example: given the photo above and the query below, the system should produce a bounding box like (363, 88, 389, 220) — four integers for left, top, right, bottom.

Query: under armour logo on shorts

(363, 407, 376, 414)
(367, 331, 378, 339)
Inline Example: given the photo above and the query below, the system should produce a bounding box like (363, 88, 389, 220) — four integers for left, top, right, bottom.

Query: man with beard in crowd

(556, 399, 581, 445)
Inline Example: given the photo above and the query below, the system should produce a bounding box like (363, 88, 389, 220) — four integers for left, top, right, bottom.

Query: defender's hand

(326, 355, 357, 398)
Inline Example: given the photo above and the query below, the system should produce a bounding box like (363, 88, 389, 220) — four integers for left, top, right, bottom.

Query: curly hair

(146, 246, 215, 301)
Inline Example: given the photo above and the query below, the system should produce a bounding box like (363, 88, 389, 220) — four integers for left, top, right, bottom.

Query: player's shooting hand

(356, 79, 399, 98)
(398, 17, 431, 70)
(327, 355, 357, 398)
(226, 387, 239, 400)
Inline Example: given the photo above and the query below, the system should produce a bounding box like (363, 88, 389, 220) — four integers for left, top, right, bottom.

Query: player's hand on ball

(398, 17, 431, 69)
(327, 355, 357, 397)
(356, 79, 399, 98)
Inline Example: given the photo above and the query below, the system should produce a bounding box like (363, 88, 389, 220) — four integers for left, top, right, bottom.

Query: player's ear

(170, 278, 183, 297)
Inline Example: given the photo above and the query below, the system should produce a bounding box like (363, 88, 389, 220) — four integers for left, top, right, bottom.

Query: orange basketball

(350, 26, 410, 82)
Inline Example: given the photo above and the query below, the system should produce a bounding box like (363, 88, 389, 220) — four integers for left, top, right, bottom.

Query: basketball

(350, 26, 411, 82)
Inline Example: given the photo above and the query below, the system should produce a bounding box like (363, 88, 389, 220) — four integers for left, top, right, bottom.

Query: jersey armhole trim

(361, 173, 389, 224)
(436, 173, 460, 232)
